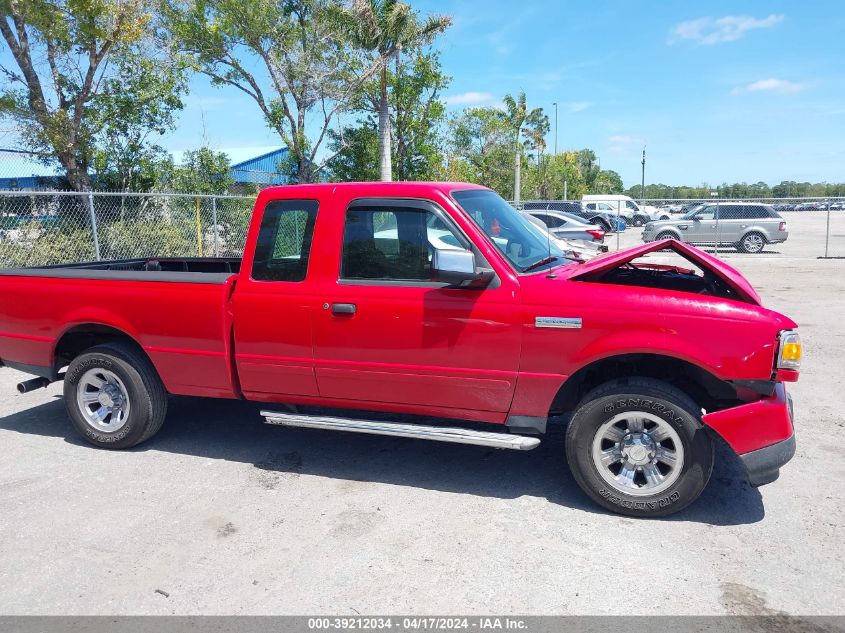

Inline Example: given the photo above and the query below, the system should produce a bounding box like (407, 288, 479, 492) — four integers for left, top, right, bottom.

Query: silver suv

(641, 203, 789, 253)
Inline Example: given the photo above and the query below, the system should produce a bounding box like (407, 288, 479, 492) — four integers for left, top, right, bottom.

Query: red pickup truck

(0, 182, 799, 517)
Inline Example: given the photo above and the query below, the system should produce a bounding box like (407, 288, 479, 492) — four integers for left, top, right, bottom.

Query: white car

(581, 194, 671, 226)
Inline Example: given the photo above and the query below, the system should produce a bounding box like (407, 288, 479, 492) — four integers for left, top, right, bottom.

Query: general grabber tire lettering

(565, 377, 714, 517)
(63, 342, 168, 449)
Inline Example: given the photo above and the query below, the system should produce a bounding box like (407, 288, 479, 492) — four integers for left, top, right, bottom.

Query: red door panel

(233, 287, 319, 397)
(312, 285, 520, 413)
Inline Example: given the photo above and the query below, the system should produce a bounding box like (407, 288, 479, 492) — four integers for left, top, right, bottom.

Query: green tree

(335, 0, 450, 181)
(326, 124, 380, 182)
(529, 151, 585, 199)
(574, 149, 601, 192)
(329, 49, 449, 182)
(444, 106, 514, 196)
(91, 52, 187, 191)
(501, 92, 548, 203)
(164, 0, 382, 183)
(159, 147, 233, 194)
(592, 169, 624, 194)
(0, 0, 186, 190)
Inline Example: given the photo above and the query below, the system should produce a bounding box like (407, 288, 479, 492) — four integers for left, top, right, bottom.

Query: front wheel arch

(548, 353, 734, 418)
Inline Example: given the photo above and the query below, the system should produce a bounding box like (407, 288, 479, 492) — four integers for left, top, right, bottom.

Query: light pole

(640, 146, 646, 202)
(552, 102, 558, 155)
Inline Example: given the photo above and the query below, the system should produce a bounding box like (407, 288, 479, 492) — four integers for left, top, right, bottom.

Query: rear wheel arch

(53, 324, 153, 378)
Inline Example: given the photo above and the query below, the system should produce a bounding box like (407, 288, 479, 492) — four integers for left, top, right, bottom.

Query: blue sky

(3, 1, 844, 187)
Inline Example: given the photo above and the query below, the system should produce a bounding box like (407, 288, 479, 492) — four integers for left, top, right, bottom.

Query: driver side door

(685, 205, 718, 243)
(311, 198, 521, 418)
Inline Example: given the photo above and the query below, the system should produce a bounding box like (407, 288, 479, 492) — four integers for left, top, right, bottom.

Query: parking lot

(610, 210, 845, 259)
(0, 213, 843, 616)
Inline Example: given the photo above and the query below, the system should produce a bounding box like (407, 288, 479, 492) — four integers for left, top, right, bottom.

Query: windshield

(452, 189, 574, 273)
(681, 204, 707, 219)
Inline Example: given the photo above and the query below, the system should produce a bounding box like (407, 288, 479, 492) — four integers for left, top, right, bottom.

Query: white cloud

(606, 134, 645, 155)
(732, 78, 807, 95)
(565, 101, 592, 113)
(442, 91, 499, 107)
(669, 14, 784, 45)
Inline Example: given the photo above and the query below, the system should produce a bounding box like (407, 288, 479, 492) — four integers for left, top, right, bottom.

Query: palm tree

(339, 0, 451, 181)
(501, 92, 548, 204)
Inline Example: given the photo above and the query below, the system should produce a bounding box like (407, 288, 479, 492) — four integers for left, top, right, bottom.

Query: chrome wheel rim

(75, 368, 130, 433)
(743, 234, 764, 252)
(591, 411, 684, 497)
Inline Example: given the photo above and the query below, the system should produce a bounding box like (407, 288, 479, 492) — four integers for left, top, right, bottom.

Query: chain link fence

(0, 192, 255, 268)
(2, 192, 844, 268)
(519, 197, 845, 259)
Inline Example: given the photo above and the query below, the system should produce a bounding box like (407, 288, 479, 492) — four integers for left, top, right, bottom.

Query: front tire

(565, 378, 714, 517)
(655, 231, 677, 243)
(64, 342, 168, 449)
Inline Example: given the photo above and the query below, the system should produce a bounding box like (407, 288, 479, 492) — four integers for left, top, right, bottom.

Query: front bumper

(739, 433, 796, 486)
(702, 383, 795, 487)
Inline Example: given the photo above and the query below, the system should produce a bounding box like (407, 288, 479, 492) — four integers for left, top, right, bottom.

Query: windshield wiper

(522, 256, 560, 273)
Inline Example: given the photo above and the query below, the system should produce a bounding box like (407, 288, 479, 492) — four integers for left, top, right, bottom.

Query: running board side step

(260, 411, 541, 451)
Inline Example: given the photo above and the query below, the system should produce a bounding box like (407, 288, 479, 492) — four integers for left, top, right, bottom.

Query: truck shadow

(1, 395, 765, 526)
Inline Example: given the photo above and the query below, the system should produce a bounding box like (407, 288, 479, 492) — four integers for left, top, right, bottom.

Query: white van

(581, 194, 670, 226)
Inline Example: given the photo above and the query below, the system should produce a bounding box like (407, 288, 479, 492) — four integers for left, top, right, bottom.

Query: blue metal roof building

(229, 148, 289, 185)
(0, 151, 63, 190)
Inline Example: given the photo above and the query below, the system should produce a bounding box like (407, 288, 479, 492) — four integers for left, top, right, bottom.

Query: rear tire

(64, 342, 168, 449)
(632, 215, 648, 227)
(738, 231, 766, 253)
(565, 378, 714, 518)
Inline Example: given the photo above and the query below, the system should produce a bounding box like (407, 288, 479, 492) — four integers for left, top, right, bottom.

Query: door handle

(331, 303, 356, 315)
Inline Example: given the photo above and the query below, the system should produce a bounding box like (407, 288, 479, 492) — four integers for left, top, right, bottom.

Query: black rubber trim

(0, 268, 235, 284)
(1, 360, 56, 380)
(505, 414, 547, 435)
(732, 379, 777, 397)
(741, 434, 796, 487)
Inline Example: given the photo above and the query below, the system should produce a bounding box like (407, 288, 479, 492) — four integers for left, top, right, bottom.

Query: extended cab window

(341, 204, 463, 281)
(252, 199, 318, 282)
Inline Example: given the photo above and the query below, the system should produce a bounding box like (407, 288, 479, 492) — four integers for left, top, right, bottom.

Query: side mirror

(692, 216, 701, 222)
(432, 248, 493, 288)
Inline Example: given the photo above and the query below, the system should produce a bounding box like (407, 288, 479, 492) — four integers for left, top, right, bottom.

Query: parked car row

(775, 201, 845, 212)
(521, 201, 625, 233)
(651, 200, 845, 214)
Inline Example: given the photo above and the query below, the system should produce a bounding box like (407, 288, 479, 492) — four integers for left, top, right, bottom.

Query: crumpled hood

(560, 239, 762, 304)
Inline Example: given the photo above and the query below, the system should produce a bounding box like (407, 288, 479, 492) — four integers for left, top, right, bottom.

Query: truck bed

(0, 257, 241, 398)
(0, 257, 241, 283)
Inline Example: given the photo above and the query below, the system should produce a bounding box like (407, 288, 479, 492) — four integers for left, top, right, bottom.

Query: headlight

(777, 330, 802, 370)
(644, 223, 654, 230)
